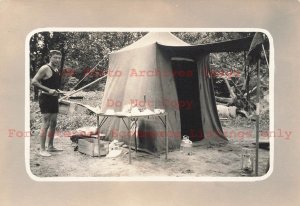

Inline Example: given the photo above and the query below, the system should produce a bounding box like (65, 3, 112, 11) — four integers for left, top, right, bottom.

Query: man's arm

(31, 66, 58, 96)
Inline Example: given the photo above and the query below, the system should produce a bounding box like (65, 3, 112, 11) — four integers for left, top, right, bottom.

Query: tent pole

(262, 45, 269, 68)
(59, 75, 107, 101)
(255, 58, 261, 176)
(70, 54, 108, 91)
(97, 115, 101, 157)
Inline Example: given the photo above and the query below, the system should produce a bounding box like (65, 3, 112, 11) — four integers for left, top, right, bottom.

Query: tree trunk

(30, 60, 39, 101)
(215, 78, 237, 105)
(246, 65, 250, 111)
(59, 46, 66, 89)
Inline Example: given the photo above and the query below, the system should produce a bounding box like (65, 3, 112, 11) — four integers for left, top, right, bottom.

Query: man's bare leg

(47, 113, 57, 150)
(39, 113, 51, 157)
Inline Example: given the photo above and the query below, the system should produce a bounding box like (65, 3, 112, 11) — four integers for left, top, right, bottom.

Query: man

(32, 50, 62, 157)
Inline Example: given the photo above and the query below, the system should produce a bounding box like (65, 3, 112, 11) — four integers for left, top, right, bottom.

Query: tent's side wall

(154, 45, 182, 151)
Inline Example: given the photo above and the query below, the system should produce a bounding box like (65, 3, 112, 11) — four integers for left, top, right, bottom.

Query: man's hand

(57, 89, 68, 95)
(48, 89, 59, 96)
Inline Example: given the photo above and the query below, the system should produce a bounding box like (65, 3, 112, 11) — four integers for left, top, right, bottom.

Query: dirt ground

(29, 91, 269, 178)
(29, 126, 269, 178)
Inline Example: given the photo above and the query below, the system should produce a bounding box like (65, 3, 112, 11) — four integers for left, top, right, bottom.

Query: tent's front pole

(255, 58, 261, 176)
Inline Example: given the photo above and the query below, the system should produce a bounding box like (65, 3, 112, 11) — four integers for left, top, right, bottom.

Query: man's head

(49, 50, 62, 66)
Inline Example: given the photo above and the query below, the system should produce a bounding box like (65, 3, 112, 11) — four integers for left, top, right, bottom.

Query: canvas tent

(99, 32, 253, 153)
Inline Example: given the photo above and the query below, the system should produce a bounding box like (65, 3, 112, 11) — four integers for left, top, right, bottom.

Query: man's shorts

(39, 93, 59, 114)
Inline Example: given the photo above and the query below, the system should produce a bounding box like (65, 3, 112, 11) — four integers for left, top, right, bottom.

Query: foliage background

(29, 32, 269, 120)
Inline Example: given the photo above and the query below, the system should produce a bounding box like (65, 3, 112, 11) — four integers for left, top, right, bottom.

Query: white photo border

(25, 27, 274, 182)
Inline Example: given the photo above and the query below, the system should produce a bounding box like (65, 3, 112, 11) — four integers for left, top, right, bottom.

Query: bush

(63, 77, 79, 91)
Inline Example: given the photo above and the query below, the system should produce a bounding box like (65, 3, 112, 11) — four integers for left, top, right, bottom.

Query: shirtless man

(32, 50, 62, 157)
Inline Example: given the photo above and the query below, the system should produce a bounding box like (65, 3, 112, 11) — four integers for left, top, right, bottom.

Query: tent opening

(171, 58, 204, 142)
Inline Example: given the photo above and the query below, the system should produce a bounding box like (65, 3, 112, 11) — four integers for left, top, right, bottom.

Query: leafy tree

(30, 31, 269, 116)
(30, 32, 146, 95)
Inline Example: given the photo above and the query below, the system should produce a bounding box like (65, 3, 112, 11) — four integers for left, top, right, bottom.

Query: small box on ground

(59, 100, 77, 115)
(59, 101, 70, 115)
(78, 138, 109, 157)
